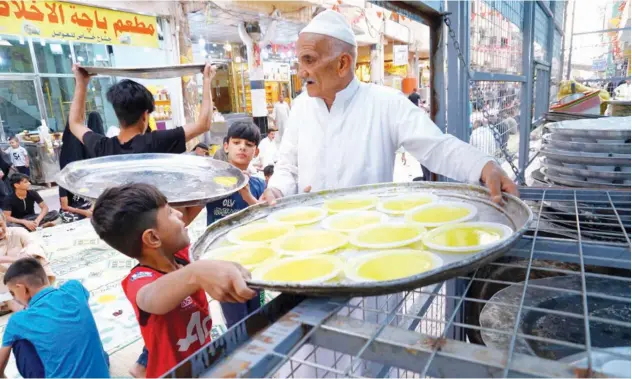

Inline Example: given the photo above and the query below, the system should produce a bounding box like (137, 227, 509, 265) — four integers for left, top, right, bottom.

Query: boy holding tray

(91, 183, 255, 377)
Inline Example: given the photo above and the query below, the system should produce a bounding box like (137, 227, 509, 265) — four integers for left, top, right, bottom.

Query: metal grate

(468, 81, 521, 174)
(165, 188, 631, 379)
(470, 0, 524, 75)
(533, 3, 550, 62)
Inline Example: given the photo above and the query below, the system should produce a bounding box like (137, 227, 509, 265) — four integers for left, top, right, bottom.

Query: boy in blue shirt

(0, 258, 109, 378)
(205, 121, 265, 328)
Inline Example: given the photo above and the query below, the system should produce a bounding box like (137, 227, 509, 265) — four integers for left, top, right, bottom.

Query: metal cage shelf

(165, 188, 631, 378)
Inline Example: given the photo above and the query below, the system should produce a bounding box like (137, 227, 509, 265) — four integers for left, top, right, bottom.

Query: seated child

(59, 187, 92, 223)
(263, 165, 274, 187)
(0, 212, 55, 314)
(3, 174, 58, 231)
(91, 183, 255, 377)
(204, 121, 266, 329)
(0, 258, 109, 378)
(191, 143, 209, 157)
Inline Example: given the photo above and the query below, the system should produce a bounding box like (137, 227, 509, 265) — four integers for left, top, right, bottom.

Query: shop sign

(393, 45, 408, 66)
(384, 62, 407, 76)
(0, 1, 158, 47)
(592, 57, 607, 71)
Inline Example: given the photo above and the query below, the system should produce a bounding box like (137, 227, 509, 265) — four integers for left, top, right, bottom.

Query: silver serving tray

(543, 133, 630, 154)
(56, 154, 247, 207)
(82, 64, 207, 79)
(547, 118, 632, 139)
(541, 168, 630, 189)
(190, 182, 533, 297)
(541, 147, 631, 166)
(544, 159, 631, 181)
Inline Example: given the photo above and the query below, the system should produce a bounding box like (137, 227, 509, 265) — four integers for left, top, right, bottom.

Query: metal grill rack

(166, 188, 630, 378)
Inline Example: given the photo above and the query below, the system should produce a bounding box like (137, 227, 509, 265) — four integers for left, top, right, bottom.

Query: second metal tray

(543, 133, 631, 154)
(190, 182, 533, 297)
(56, 153, 247, 207)
(541, 147, 631, 166)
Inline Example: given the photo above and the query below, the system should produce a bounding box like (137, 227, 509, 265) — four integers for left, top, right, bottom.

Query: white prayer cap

(300, 10, 357, 47)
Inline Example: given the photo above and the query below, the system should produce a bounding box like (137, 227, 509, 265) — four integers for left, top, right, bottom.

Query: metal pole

(445, 0, 468, 142)
(566, 0, 576, 80)
(518, 1, 536, 182)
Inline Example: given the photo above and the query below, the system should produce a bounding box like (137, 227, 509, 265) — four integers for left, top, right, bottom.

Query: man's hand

(480, 161, 519, 205)
(191, 260, 256, 303)
(203, 63, 217, 82)
(260, 187, 283, 205)
(72, 64, 93, 88)
(22, 220, 37, 231)
(260, 185, 311, 206)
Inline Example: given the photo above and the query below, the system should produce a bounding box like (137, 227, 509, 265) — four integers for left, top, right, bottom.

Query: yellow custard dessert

(405, 201, 477, 227)
(253, 256, 343, 284)
(268, 207, 327, 226)
(423, 222, 513, 253)
(213, 176, 238, 187)
(350, 224, 426, 248)
(207, 245, 278, 270)
(377, 194, 438, 215)
(322, 211, 388, 232)
(227, 223, 295, 245)
(324, 196, 379, 213)
(273, 230, 348, 256)
(346, 250, 442, 282)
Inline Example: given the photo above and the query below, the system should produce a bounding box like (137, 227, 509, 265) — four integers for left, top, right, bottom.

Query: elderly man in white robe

(262, 10, 518, 204)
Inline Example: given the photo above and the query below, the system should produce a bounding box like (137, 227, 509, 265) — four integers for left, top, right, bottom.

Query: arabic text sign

(0, 1, 158, 48)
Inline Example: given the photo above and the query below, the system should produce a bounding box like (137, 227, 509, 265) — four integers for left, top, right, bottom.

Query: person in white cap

(261, 10, 517, 204)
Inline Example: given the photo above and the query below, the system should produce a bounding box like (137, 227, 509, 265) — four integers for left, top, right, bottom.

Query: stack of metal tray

(537, 116, 631, 189)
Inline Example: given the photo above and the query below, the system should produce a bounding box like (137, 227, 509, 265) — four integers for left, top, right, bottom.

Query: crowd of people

(0, 10, 519, 379)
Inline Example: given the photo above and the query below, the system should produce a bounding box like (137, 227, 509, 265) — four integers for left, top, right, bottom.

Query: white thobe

(269, 78, 494, 196)
(257, 137, 279, 167)
(272, 101, 291, 143)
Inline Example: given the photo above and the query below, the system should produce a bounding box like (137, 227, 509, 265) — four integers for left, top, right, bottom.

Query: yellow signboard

(0, 1, 158, 48)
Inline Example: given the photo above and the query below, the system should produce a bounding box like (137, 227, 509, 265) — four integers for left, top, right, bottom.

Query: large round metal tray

(547, 118, 631, 139)
(544, 159, 631, 181)
(541, 168, 630, 189)
(56, 153, 247, 207)
(541, 147, 631, 166)
(190, 182, 533, 297)
(480, 275, 631, 360)
(543, 134, 630, 154)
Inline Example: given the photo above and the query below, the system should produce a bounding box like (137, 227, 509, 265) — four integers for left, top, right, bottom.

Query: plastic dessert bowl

(271, 229, 348, 256)
(422, 222, 513, 253)
(267, 206, 327, 226)
(204, 245, 279, 270)
(404, 201, 478, 228)
(226, 222, 295, 245)
(376, 193, 439, 215)
(350, 223, 427, 249)
(252, 255, 343, 284)
(321, 210, 389, 233)
(323, 195, 379, 213)
(345, 249, 443, 282)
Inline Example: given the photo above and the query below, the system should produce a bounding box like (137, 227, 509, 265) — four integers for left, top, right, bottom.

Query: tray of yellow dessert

(56, 153, 247, 207)
(192, 182, 533, 296)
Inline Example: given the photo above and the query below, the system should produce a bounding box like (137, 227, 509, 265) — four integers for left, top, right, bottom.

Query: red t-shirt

(121, 246, 211, 377)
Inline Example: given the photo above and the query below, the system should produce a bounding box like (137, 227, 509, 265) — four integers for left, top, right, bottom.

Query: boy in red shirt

(91, 183, 255, 377)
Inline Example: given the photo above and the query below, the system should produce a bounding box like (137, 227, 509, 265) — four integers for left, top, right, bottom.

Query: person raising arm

(68, 63, 216, 156)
